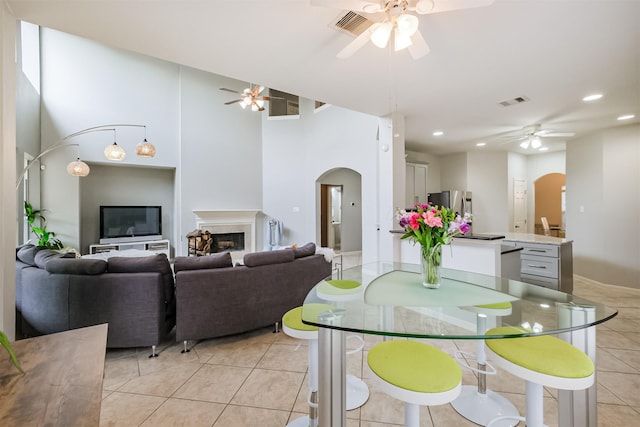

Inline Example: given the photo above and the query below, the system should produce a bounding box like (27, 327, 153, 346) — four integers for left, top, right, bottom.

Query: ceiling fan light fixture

(520, 140, 530, 149)
(394, 28, 413, 51)
(415, 0, 435, 14)
(396, 14, 419, 37)
(370, 21, 393, 48)
(531, 136, 542, 149)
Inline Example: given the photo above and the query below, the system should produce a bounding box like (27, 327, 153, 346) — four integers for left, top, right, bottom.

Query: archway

(316, 168, 362, 253)
(534, 173, 565, 236)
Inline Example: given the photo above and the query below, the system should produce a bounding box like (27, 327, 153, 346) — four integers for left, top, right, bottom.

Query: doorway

(317, 168, 362, 253)
(534, 173, 566, 237)
(321, 184, 342, 250)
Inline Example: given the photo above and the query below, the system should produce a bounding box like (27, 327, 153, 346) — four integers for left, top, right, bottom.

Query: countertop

(500, 232, 573, 245)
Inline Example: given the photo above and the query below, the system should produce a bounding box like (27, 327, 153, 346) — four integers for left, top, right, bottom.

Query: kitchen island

(501, 233, 573, 293)
(391, 230, 523, 280)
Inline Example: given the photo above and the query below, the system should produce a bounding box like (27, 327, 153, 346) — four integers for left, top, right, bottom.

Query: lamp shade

(135, 139, 156, 158)
(396, 14, 419, 38)
(371, 21, 393, 48)
(66, 158, 90, 176)
(104, 142, 126, 161)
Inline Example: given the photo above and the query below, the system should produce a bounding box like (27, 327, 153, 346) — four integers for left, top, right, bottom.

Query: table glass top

(301, 262, 618, 339)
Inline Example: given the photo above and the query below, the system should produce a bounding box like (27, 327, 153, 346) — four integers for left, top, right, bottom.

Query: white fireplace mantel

(193, 210, 261, 259)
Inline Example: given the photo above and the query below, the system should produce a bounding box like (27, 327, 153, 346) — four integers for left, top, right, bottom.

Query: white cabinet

(89, 239, 171, 258)
(405, 163, 428, 208)
(502, 237, 573, 293)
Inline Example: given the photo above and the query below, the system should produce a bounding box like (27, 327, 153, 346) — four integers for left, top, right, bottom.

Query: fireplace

(193, 210, 260, 262)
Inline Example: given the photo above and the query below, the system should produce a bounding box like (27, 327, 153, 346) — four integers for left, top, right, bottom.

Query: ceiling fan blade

(260, 96, 285, 101)
(224, 99, 242, 105)
(311, 0, 383, 13)
(537, 131, 576, 138)
(337, 26, 374, 59)
(412, 0, 495, 15)
(220, 88, 241, 94)
(407, 30, 430, 59)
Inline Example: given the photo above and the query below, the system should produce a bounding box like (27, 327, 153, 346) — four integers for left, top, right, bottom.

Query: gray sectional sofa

(15, 244, 175, 353)
(174, 242, 332, 346)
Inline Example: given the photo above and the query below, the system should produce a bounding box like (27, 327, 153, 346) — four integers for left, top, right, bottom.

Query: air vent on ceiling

(332, 10, 374, 36)
(498, 96, 531, 107)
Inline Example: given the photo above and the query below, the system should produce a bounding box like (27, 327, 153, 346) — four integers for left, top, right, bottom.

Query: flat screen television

(100, 206, 162, 243)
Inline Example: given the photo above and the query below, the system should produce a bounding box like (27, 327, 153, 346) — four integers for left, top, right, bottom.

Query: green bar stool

(484, 326, 595, 427)
(367, 340, 462, 427)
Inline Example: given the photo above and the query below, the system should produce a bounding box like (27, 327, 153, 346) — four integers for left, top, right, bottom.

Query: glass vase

(421, 244, 442, 289)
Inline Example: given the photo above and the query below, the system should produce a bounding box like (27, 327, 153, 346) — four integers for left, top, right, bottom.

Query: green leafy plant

(24, 201, 63, 250)
(1, 331, 24, 374)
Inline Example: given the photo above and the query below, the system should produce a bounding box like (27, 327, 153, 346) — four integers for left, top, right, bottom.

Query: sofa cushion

(45, 258, 108, 275)
(107, 253, 172, 274)
(34, 249, 72, 269)
(174, 253, 233, 272)
(244, 249, 295, 267)
(17, 244, 41, 266)
(293, 242, 316, 259)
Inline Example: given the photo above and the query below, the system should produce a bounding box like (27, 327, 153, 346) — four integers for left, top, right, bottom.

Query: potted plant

(24, 202, 63, 250)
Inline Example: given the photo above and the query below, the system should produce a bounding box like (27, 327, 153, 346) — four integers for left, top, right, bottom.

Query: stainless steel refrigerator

(428, 190, 473, 231)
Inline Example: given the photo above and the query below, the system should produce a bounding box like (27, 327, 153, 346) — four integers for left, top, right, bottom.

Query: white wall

(467, 151, 509, 233)
(440, 153, 467, 190)
(1, 1, 17, 337)
(261, 99, 386, 263)
(39, 28, 181, 250)
(566, 124, 640, 288)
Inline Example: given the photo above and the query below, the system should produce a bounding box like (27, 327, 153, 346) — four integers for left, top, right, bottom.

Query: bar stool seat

(367, 340, 462, 427)
(484, 326, 595, 427)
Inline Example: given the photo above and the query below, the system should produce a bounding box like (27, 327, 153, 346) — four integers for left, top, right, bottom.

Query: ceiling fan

(311, 0, 495, 59)
(220, 85, 283, 112)
(502, 124, 576, 150)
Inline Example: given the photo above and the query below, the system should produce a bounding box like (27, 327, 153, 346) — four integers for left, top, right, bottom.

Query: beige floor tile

(118, 361, 201, 397)
(597, 402, 640, 426)
(139, 397, 225, 426)
(596, 348, 637, 373)
(103, 355, 140, 391)
(605, 348, 640, 371)
(256, 343, 309, 372)
(173, 364, 252, 403)
(596, 382, 627, 405)
(231, 368, 305, 410)
(99, 392, 166, 427)
(213, 404, 289, 427)
(206, 339, 271, 368)
(596, 371, 640, 407)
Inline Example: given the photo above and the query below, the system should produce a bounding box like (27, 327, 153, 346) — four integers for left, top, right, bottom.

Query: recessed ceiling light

(582, 93, 603, 102)
(539, 147, 549, 151)
(476, 142, 486, 147)
(432, 131, 444, 136)
(617, 114, 635, 121)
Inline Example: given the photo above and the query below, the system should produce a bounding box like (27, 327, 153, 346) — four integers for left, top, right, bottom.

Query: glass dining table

(301, 262, 618, 427)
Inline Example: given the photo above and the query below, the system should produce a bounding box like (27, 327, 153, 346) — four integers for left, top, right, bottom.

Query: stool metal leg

(526, 381, 545, 427)
(404, 403, 420, 427)
(452, 315, 519, 426)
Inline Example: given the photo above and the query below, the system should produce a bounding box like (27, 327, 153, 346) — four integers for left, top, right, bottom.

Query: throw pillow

(34, 249, 72, 269)
(293, 242, 316, 258)
(107, 253, 172, 274)
(243, 249, 295, 267)
(45, 258, 107, 275)
(16, 244, 40, 266)
(174, 253, 233, 272)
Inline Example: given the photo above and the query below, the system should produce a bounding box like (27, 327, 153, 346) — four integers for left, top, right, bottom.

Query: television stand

(89, 239, 170, 258)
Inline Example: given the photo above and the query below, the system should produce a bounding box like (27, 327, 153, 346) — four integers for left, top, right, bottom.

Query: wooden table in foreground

(0, 324, 108, 426)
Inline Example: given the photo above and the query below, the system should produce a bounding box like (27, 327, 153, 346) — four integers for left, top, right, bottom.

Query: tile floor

(100, 252, 640, 426)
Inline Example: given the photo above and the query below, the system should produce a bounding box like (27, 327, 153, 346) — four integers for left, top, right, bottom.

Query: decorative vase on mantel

(420, 244, 442, 289)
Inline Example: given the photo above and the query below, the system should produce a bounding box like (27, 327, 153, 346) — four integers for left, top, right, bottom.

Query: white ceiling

(7, 0, 640, 155)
